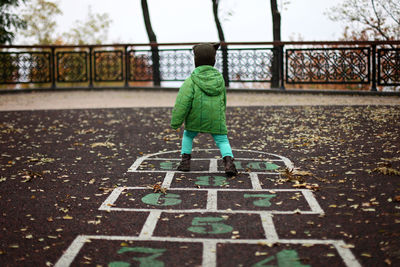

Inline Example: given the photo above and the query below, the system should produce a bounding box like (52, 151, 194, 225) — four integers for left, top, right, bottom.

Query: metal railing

(0, 41, 399, 91)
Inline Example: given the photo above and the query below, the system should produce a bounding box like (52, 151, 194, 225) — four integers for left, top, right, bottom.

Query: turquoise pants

(181, 130, 234, 158)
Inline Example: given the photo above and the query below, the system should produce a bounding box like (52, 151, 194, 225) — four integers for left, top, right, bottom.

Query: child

(170, 43, 238, 177)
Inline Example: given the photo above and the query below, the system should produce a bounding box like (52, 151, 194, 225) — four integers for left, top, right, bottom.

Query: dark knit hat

(193, 43, 220, 67)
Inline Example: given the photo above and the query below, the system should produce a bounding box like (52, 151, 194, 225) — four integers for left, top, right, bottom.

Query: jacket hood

(191, 65, 225, 96)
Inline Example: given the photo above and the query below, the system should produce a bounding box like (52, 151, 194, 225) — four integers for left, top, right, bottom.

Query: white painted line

(61, 234, 353, 245)
(127, 157, 148, 172)
(209, 159, 218, 172)
(260, 213, 279, 240)
(54, 235, 87, 267)
(104, 186, 313, 193)
(334, 240, 362, 267)
(250, 172, 262, 190)
(203, 240, 217, 267)
(127, 149, 293, 174)
(131, 170, 280, 175)
(302, 190, 325, 214)
(98, 187, 125, 211)
(139, 210, 161, 238)
(102, 208, 320, 215)
(99, 187, 319, 214)
(143, 158, 284, 162)
(57, 235, 360, 267)
(161, 171, 174, 188)
(207, 189, 218, 210)
(127, 150, 180, 172)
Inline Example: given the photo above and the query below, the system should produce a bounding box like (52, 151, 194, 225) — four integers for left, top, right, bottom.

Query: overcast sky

(45, 0, 345, 44)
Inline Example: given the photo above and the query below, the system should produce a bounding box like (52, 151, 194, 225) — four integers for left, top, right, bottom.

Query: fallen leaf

(91, 142, 115, 148)
(372, 167, 400, 176)
(255, 251, 268, 256)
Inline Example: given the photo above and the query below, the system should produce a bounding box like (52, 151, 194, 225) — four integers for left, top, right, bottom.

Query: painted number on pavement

(109, 246, 166, 267)
(141, 193, 182, 206)
(160, 161, 179, 170)
(253, 249, 310, 267)
(187, 217, 233, 234)
(195, 176, 228, 186)
(235, 161, 280, 171)
(244, 194, 276, 207)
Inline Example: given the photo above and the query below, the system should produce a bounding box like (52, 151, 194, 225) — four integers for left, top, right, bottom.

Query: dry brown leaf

(372, 167, 400, 176)
(90, 142, 115, 148)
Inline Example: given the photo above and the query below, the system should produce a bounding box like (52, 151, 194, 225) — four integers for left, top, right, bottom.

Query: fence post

(371, 44, 377, 91)
(51, 47, 56, 89)
(124, 45, 129, 88)
(151, 43, 161, 86)
(89, 47, 93, 89)
(222, 44, 229, 87)
(279, 44, 285, 90)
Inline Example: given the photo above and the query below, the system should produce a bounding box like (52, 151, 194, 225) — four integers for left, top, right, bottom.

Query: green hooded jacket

(171, 65, 227, 134)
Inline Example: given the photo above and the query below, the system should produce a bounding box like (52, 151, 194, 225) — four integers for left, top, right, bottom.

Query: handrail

(1, 40, 399, 49)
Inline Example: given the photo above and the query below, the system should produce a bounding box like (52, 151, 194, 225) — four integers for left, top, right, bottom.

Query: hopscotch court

(55, 149, 361, 267)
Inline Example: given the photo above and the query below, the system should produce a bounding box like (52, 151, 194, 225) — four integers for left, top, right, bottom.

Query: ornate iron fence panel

(159, 49, 193, 81)
(378, 48, 400, 86)
(1, 42, 399, 91)
(226, 48, 273, 82)
(56, 51, 88, 82)
(94, 50, 124, 82)
(128, 50, 153, 81)
(286, 48, 370, 84)
(214, 50, 223, 73)
(0, 51, 51, 83)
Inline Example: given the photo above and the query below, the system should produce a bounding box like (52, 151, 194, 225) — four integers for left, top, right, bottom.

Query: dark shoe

(223, 156, 238, 177)
(177, 154, 191, 172)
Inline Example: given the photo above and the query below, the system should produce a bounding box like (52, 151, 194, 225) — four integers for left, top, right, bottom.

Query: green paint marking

(108, 262, 129, 267)
(195, 176, 228, 186)
(247, 162, 280, 171)
(265, 162, 280, 170)
(252, 249, 310, 267)
(244, 193, 276, 207)
(234, 161, 243, 169)
(234, 161, 280, 171)
(252, 255, 275, 267)
(187, 217, 233, 234)
(160, 161, 178, 170)
(141, 193, 182, 206)
(275, 250, 310, 267)
(109, 246, 166, 267)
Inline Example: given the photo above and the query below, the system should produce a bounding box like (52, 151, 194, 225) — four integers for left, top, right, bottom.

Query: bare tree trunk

(212, 0, 225, 42)
(270, 0, 281, 41)
(212, 0, 229, 86)
(141, 0, 160, 85)
(270, 0, 281, 88)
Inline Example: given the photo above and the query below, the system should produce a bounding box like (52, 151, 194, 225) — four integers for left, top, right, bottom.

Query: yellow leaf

(361, 253, 372, 257)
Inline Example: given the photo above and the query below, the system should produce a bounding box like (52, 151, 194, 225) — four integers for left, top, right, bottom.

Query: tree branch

(379, 1, 400, 26)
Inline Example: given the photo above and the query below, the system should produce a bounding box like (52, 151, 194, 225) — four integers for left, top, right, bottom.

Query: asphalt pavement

(1, 105, 399, 266)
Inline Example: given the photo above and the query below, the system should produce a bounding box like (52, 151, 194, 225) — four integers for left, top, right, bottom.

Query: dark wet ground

(1, 105, 399, 266)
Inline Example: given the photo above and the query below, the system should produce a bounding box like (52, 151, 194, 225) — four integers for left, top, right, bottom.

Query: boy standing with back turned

(171, 43, 238, 177)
